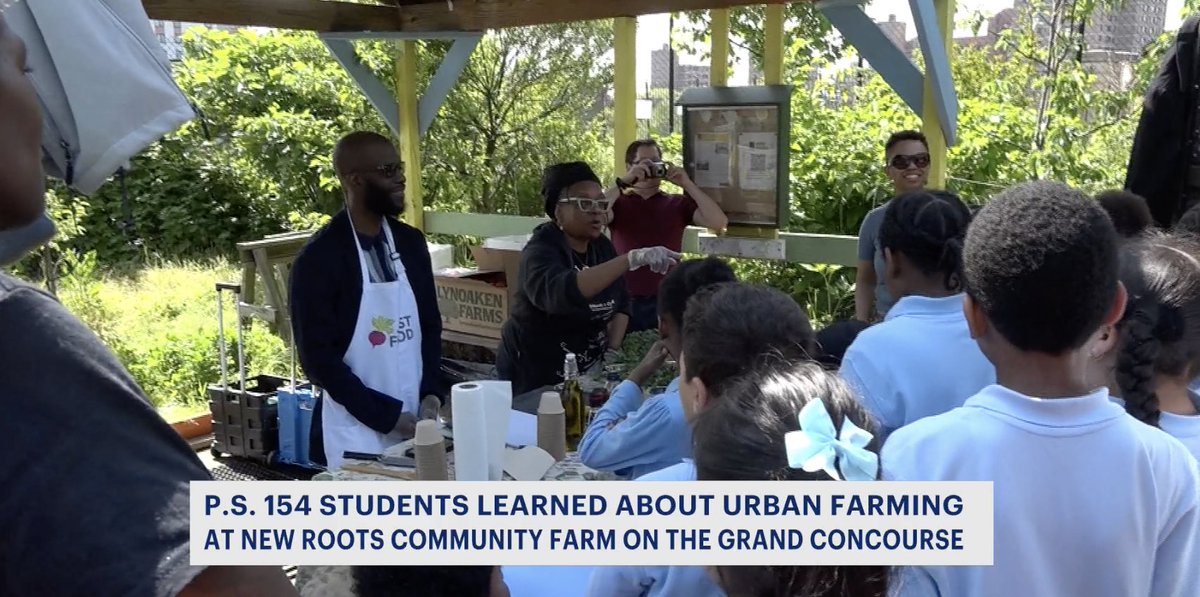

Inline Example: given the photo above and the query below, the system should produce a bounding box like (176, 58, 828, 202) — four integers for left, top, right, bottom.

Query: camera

(646, 161, 669, 178)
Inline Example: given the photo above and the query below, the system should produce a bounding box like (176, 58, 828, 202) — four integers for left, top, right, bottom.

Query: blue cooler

(276, 384, 319, 468)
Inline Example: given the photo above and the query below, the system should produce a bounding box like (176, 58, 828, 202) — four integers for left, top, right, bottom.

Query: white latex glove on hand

(627, 246, 682, 274)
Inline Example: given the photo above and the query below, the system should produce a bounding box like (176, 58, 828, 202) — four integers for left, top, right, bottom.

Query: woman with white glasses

(496, 161, 679, 395)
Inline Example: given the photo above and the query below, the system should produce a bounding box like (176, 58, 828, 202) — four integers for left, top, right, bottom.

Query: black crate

(208, 374, 286, 460)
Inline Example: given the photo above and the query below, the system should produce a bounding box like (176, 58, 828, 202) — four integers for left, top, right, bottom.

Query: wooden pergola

(141, 0, 956, 250)
(142, 0, 956, 349)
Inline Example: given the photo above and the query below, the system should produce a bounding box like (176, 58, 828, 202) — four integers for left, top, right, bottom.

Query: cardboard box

(434, 245, 524, 340)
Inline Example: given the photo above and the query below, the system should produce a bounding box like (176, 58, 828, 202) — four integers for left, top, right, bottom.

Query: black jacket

(496, 222, 629, 394)
(290, 210, 444, 464)
(1126, 15, 1200, 227)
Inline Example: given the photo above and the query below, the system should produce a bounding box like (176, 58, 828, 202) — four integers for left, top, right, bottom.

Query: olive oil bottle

(562, 352, 585, 450)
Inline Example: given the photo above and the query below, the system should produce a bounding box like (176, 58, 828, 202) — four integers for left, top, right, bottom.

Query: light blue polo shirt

(577, 378, 690, 479)
(840, 293, 995, 439)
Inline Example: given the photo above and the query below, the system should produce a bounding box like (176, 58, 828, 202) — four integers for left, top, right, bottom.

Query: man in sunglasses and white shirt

(290, 131, 445, 471)
(854, 130, 932, 322)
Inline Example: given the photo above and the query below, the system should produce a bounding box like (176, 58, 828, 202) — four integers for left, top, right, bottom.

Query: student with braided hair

(1085, 232, 1200, 461)
(884, 181, 1200, 597)
(840, 191, 994, 439)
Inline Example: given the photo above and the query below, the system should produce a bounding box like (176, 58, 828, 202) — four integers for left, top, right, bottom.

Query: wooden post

(710, 9, 730, 86)
(396, 40, 424, 231)
(920, 0, 954, 190)
(764, 4, 784, 85)
(614, 17, 638, 177)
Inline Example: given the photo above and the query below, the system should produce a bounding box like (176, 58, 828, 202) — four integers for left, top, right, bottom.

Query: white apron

(322, 221, 423, 470)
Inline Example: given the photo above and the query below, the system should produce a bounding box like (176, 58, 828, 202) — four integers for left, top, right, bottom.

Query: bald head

(333, 131, 406, 219)
(333, 131, 394, 179)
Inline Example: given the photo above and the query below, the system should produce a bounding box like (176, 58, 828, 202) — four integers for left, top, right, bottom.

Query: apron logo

(369, 317, 393, 347)
(369, 315, 417, 348)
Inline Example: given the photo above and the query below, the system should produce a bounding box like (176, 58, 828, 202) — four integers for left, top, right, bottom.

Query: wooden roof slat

(143, 0, 795, 33)
(142, 0, 405, 32)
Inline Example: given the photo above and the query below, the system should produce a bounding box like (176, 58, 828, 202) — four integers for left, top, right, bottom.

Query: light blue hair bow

(784, 399, 879, 481)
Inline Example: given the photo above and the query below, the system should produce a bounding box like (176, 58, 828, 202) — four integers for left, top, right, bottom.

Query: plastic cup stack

(414, 419, 449, 481)
(537, 391, 567, 462)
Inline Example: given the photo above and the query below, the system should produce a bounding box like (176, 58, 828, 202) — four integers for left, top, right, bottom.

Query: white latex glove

(627, 246, 682, 274)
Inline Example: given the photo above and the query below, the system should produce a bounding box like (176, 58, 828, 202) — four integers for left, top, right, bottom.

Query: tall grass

(56, 254, 291, 411)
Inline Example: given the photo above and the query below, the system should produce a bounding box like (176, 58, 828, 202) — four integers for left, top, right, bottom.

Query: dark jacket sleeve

(521, 242, 590, 315)
(290, 236, 403, 434)
(394, 223, 446, 400)
(1127, 17, 1198, 227)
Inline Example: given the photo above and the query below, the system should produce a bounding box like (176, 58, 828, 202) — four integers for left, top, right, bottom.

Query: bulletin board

(678, 86, 792, 229)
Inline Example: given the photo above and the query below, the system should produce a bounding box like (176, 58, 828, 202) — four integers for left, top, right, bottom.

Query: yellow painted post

(396, 40, 424, 231)
(764, 4, 784, 85)
(710, 9, 730, 86)
(614, 17, 638, 177)
(920, 0, 954, 190)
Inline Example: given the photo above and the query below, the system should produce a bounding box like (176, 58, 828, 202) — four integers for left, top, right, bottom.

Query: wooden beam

(396, 41, 425, 231)
(142, 0, 404, 31)
(710, 9, 730, 86)
(614, 17, 637, 177)
(144, 0, 796, 32)
(764, 4, 784, 84)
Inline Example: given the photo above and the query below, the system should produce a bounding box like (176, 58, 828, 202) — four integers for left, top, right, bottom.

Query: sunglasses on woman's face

(888, 153, 931, 170)
(559, 197, 611, 213)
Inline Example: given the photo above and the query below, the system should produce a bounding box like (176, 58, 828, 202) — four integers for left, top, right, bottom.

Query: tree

(41, 24, 616, 265)
(423, 22, 614, 217)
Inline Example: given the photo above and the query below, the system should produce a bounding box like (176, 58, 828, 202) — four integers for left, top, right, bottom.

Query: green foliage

(56, 259, 291, 408)
(609, 330, 678, 391)
(424, 23, 614, 216)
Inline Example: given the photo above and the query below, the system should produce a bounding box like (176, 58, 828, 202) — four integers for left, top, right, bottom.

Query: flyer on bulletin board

(738, 132, 778, 192)
(694, 132, 732, 188)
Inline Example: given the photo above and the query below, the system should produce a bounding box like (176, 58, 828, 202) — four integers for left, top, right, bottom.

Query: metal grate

(207, 456, 318, 482)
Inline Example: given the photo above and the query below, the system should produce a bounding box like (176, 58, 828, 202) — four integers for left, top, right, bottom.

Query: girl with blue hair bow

(692, 360, 932, 597)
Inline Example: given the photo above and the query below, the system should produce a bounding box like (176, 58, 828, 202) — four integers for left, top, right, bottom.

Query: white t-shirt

(885, 384, 1200, 597)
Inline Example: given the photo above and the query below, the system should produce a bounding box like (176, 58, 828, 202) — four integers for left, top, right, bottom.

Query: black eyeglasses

(359, 162, 405, 178)
(888, 153, 931, 170)
(559, 197, 611, 213)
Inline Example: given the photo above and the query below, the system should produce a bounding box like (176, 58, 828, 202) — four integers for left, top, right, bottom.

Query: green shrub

(56, 258, 290, 409)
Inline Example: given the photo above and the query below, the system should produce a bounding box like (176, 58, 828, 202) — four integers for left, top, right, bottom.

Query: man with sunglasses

(290, 131, 445, 471)
(854, 130, 931, 322)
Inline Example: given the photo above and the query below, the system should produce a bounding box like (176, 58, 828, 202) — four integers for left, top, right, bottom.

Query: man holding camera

(606, 139, 728, 332)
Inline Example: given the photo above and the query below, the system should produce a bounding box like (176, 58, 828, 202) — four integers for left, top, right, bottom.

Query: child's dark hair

(1115, 233, 1200, 427)
(681, 284, 815, 397)
(878, 190, 972, 292)
(353, 566, 494, 597)
(1096, 190, 1153, 238)
(694, 360, 887, 597)
(1175, 202, 1200, 237)
(814, 320, 869, 369)
(657, 257, 737, 328)
(963, 181, 1119, 354)
(885, 130, 927, 154)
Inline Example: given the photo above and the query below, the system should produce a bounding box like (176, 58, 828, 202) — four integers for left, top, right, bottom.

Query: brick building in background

(650, 44, 710, 90)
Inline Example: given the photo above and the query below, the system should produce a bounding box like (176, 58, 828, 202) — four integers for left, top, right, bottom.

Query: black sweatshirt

(497, 222, 630, 394)
(289, 210, 445, 465)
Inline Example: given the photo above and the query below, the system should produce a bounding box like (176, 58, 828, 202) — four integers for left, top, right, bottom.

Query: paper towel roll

(450, 382, 489, 481)
(414, 420, 448, 481)
(475, 380, 513, 481)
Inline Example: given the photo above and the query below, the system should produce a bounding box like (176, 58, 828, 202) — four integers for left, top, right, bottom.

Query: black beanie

(542, 161, 601, 218)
